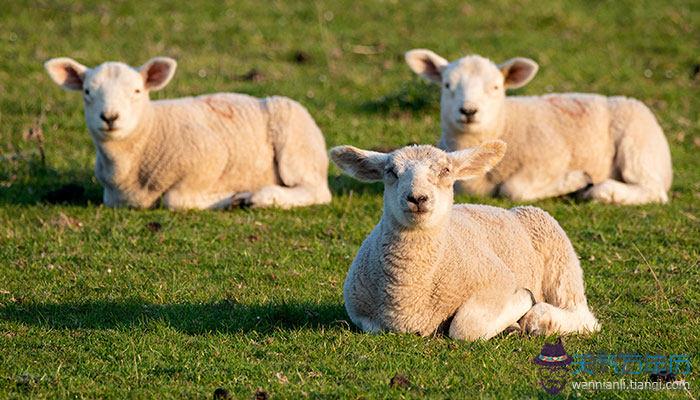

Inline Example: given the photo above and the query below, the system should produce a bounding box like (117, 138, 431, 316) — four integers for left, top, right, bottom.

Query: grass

(0, 0, 698, 398)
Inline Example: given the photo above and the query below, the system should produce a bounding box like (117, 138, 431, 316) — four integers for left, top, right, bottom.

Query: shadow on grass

(3, 161, 382, 205)
(0, 299, 351, 335)
(328, 174, 384, 196)
(3, 151, 385, 204)
(0, 159, 101, 206)
(356, 79, 439, 115)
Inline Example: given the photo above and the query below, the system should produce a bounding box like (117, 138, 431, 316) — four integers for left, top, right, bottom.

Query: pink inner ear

(64, 66, 83, 87)
(505, 63, 533, 85)
(423, 60, 439, 75)
(52, 64, 84, 89)
(145, 62, 170, 87)
(421, 58, 442, 81)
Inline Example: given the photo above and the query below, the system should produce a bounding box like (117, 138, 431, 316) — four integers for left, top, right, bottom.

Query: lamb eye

(387, 169, 398, 179)
(444, 82, 450, 89)
(439, 167, 450, 177)
(84, 88, 90, 95)
(493, 85, 499, 90)
(135, 89, 141, 94)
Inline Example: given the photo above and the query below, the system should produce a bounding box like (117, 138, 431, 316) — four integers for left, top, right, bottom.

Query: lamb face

(330, 141, 507, 229)
(45, 57, 176, 141)
(440, 56, 507, 136)
(405, 50, 538, 137)
(383, 146, 456, 228)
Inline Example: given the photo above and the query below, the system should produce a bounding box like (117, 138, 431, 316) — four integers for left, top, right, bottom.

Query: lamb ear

(499, 57, 538, 89)
(449, 140, 507, 180)
(330, 145, 389, 182)
(44, 57, 88, 91)
(405, 49, 449, 83)
(139, 57, 177, 91)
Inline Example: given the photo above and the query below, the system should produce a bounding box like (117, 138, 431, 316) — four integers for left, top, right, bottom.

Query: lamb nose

(407, 194, 429, 205)
(100, 112, 119, 124)
(459, 107, 477, 117)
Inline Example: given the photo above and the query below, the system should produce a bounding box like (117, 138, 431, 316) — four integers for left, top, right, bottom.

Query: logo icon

(534, 337, 572, 395)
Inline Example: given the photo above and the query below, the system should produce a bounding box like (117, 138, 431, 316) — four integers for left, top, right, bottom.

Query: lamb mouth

(457, 117, 477, 125)
(404, 208, 430, 216)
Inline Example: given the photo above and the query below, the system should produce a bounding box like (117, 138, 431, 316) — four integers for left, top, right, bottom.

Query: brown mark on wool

(202, 96, 236, 120)
(137, 167, 163, 192)
(546, 96, 588, 119)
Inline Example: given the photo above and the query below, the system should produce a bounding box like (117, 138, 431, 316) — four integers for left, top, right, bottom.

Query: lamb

(330, 140, 600, 340)
(44, 56, 331, 210)
(405, 49, 672, 205)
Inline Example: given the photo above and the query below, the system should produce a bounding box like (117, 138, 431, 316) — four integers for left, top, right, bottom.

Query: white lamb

(44, 57, 331, 209)
(330, 140, 600, 340)
(405, 49, 672, 205)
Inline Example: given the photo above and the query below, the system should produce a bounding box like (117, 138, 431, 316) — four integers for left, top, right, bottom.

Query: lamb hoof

(231, 192, 253, 208)
(518, 303, 554, 335)
(502, 323, 522, 336)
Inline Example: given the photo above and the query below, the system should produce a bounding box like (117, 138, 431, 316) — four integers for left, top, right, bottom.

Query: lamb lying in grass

(405, 49, 672, 205)
(331, 140, 600, 340)
(44, 56, 331, 209)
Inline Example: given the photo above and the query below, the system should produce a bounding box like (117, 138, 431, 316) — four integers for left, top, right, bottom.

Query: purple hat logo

(534, 337, 571, 395)
(534, 337, 573, 367)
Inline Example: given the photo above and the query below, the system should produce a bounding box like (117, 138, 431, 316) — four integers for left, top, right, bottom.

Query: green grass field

(1, 0, 698, 398)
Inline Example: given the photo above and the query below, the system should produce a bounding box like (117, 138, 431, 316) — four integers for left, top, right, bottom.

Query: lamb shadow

(3, 159, 382, 204)
(0, 299, 351, 335)
(0, 159, 101, 206)
(3, 151, 387, 204)
(356, 79, 439, 115)
(328, 174, 384, 196)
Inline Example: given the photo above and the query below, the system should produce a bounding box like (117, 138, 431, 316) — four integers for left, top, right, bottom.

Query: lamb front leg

(232, 184, 330, 209)
(104, 186, 161, 209)
(499, 170, 591, 201)
(448, 288, 534, 341)
(162, 191, 238, 210)
(519, 302, 600, 335)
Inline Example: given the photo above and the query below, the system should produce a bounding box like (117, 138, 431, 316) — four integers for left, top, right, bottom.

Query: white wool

(331, 141, 600, 340)
(45, 57, 331, 210)
(405, 49, 672, 205)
